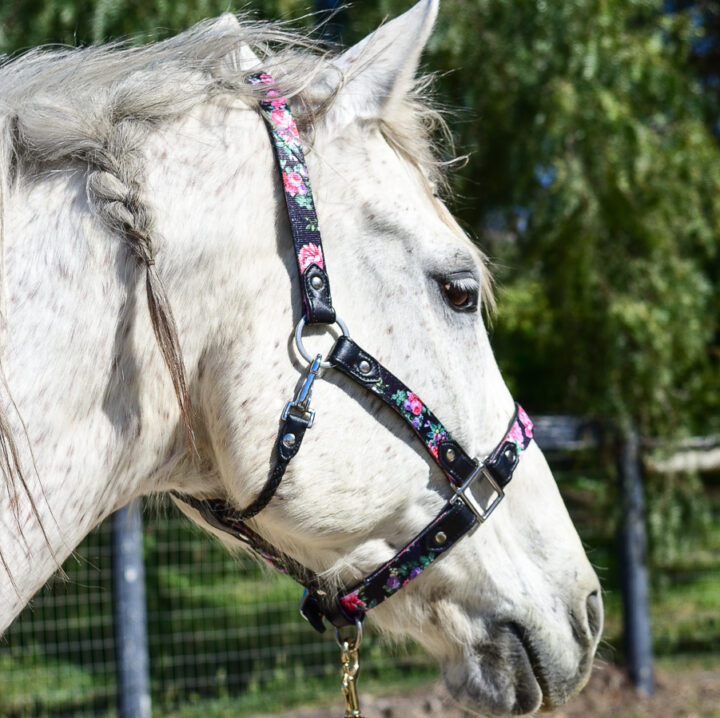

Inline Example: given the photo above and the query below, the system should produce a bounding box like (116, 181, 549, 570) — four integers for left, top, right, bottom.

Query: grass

(160, 666, 439, 717)
(0, 652, 110, 714)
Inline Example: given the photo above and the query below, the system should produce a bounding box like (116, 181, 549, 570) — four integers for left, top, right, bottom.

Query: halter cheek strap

(249, 73, 335, 325)
(174, 74, 535, 633)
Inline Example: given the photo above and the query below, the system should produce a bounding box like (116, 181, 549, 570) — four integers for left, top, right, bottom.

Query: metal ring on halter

(295, 316, 350, 369)
(335, 619, 363, 650)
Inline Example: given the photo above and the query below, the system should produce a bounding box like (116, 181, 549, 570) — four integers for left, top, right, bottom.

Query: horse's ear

(328, 0, 438, 123)
(212, 14, 262, 73)
(232, 42, 262, 72)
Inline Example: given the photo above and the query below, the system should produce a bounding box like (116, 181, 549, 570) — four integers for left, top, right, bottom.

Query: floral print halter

(175, 73, 535, 634)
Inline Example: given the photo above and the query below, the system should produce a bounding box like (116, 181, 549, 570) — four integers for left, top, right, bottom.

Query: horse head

(0, 2, 601, 714)
(166, 2, 602, 714)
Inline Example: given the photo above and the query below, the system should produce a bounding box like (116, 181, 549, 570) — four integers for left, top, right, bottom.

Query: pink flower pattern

(283, 171, 307, 197)
(339, 592, 365, 615)
(298, 243, 324, 272)
(508, 423, 524, 447)
(404, 392, 423, 416)
(517, 406, 533, 438)
(270, 107, 300, 144)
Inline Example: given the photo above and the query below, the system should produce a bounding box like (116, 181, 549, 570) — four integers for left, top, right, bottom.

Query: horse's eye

(441, 276, 478, 312)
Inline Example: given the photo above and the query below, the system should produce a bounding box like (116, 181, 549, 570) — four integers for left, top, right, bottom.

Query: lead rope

(337, 622, 364, 718)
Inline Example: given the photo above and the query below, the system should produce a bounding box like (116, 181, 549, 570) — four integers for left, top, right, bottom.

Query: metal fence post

(617, 429, 655, 695)
(112, 502, 152, 718)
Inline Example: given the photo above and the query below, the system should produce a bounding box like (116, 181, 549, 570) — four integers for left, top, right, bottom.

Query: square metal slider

(451, 461, 504, 523)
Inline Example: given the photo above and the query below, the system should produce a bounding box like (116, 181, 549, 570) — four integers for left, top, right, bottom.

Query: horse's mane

(0, 13, 450, 194)
(0, 13, 471, 578)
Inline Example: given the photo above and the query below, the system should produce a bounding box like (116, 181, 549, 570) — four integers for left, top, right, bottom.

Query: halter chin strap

(174, 73, 535, 632)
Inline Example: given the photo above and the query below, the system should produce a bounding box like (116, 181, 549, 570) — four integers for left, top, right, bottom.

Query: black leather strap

(302, 265, 335, 325)
(176, 492, 319, 586)
(173, 411, 311, 534)
(248, 73, 336, 326)
(327, 336, 381, 385)
(300, 498, 477, 631)
(437, 439, 479, 487)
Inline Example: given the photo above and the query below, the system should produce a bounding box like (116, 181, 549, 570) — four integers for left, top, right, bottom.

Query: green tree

(0, 0, 312, 51)
(422, 0, 720, 437)
(2, 0, 718, 437)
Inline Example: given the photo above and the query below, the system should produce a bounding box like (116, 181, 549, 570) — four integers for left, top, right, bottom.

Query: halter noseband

(175, 73, 534, 633)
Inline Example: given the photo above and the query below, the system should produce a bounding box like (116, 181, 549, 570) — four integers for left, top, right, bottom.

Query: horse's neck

(0, 96, 284, 631)
(140, 97, 295, 506)
(0, 168, 159, 626)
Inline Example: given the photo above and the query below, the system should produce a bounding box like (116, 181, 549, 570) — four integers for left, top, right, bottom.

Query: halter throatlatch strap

(175, 493, 320, 590)
(175, 73, 536, 634)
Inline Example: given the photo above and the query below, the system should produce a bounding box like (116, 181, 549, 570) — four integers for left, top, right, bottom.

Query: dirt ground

(255, 663, 720, 718)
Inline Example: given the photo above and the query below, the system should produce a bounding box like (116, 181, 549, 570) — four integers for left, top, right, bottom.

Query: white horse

(0, 1, 602, 714)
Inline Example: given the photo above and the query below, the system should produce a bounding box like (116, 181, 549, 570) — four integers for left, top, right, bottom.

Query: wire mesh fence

(1, 502, 435, 718)
(1, 525, 117, 717)
(2, 443, 718, 718)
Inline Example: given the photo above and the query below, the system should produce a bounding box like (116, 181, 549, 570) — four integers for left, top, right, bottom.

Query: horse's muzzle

(443, 590, 603, 717)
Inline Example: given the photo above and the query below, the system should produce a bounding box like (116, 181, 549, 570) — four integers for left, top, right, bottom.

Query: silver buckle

(451, 461, 504, 523)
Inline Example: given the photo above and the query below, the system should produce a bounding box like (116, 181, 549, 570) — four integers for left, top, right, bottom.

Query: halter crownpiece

(175, 72, 534, 633)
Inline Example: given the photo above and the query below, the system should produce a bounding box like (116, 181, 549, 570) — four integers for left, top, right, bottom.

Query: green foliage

(2, 0, 718, 437)
(422, 0, 720, 436)
(646, 470, 714, 567)
(0, 0, 312, 50)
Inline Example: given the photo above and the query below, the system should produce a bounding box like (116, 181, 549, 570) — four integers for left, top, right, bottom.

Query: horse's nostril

(586, 589, 603, 643)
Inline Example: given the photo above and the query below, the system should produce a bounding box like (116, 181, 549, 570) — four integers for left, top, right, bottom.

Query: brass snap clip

(336, 621, 364, 718)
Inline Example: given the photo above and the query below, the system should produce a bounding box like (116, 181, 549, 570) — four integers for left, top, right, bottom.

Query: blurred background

(0, 1, 718, 716)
